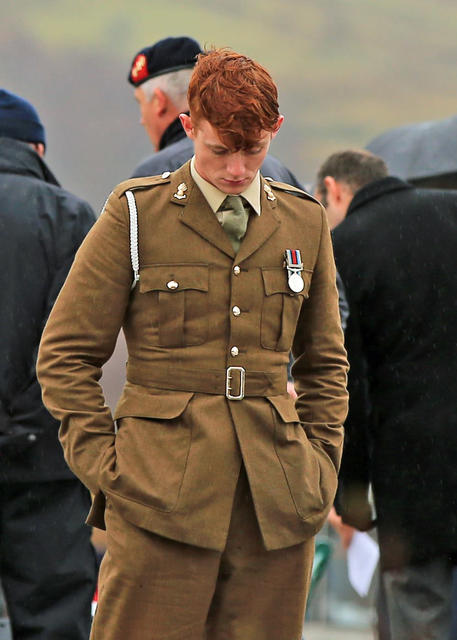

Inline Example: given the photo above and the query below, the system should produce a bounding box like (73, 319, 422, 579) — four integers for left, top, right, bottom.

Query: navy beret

(0, 89, 46, 147)
(128, 36, 202, 87)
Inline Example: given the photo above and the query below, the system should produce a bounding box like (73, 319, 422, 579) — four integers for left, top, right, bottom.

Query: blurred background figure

(128, 36, 201, 177)
(0, 89, 97, 639)
(315, 149, 457, 640)
(128, 35, 304, 187)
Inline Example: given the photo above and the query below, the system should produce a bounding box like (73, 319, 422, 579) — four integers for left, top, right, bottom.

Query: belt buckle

(226, 366, 246, 401)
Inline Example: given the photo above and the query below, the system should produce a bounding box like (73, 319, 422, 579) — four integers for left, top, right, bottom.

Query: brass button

(230, 346, 239, 357)
(232, 306, 241, 317)
(167, 280, 179, 290)
(233, 265, 241, 275)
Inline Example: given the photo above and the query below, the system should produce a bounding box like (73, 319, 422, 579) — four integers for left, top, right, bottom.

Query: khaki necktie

(219, 195, 249, 252)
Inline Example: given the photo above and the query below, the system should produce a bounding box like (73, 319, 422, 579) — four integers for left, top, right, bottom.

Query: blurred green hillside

(2, 0, 457, 208)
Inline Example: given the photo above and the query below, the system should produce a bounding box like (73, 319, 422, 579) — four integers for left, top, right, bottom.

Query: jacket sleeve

(37, 191, 132, 494)
(291, 206, 349, 476)
(336, 270, 349, 332)
(334, 296, 374, 530)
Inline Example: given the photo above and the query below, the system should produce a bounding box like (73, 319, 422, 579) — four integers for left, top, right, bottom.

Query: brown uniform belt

(126, 362, 287, 400)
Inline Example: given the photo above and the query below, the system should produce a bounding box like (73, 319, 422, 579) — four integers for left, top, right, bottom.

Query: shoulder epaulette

(263, 177, 320, 205)
(114, 172, 172, 197)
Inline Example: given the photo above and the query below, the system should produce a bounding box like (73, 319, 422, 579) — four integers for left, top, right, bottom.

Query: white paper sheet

(347, 531, 380, 597)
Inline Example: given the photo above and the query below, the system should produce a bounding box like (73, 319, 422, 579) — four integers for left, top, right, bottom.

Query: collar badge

(174, 182, 188, 200)
(264, 183, 276, 201)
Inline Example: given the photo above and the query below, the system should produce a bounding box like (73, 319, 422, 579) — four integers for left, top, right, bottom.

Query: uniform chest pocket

(261, 267, 312, 351)
(139, 264, 209, 347)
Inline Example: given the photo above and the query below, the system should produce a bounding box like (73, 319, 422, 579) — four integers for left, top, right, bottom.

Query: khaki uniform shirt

(190, 156, 261, 219)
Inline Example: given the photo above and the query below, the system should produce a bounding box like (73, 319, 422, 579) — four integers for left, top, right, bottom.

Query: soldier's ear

(271, 115, 284, 139)
(179, 113, 194, 139)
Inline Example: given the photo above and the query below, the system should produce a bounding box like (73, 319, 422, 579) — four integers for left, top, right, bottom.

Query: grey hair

(140, 68, 193, 111)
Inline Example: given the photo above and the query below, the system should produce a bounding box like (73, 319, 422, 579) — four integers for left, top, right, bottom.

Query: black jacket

(0, 137, 95, 482)
(131, 117, 305, 189)
(333, 176, 457, 568)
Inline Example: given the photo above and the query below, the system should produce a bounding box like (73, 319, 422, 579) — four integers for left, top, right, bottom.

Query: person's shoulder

(265, 178, 321, 205)
(265, 179, 325, 236)
(112, 172, 173, 198)
(34, 180, 96, 221)
(132, 137, 194, 178)
(261, 154, 303, 189)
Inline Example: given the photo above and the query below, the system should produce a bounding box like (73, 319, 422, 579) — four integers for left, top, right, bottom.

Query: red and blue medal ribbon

(285, 249, 302, 267)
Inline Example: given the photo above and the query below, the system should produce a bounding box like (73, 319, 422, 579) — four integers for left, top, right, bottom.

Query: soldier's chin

(220, 178, 250, 192)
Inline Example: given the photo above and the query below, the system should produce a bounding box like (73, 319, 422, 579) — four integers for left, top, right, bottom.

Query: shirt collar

(190, 156, 261, 215)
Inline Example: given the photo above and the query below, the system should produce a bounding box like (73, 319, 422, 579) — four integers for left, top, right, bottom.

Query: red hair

(188, 48, 280, 150)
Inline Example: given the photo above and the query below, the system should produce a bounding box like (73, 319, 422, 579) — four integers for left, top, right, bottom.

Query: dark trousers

(383, 556, 454, 640)
(0, 479, 97, 640)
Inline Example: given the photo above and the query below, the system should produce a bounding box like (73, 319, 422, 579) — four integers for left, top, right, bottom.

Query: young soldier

(128, 35, 304, 188)
(38, 49, 348, 639)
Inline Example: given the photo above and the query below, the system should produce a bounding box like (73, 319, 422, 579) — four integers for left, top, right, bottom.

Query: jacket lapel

(170, 166, 281, 262)
(171, 163, 235, 259)
(235, 178, 281, 264)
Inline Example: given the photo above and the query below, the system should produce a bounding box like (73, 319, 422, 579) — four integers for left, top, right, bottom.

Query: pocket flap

(267, 394, 301, 423)
(261, 267, 311, 298)
(114, 383, 194, 420)
(139, 263, 209, 293)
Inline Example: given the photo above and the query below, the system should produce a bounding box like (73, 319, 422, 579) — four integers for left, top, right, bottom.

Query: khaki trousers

(91, 467, 314, 640)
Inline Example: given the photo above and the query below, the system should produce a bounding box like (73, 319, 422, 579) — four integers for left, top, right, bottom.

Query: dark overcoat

(0, 137, 95, 481)
(333, 176, 457, 569)
(37, 162, 348, 551)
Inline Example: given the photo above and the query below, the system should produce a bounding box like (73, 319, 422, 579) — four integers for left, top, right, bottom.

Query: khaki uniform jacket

(37, 161, 348, 551)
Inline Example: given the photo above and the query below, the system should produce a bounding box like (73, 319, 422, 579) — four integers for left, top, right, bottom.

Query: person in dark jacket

(128, 36, 304, 188)
(315, 149, 457, 640)
(0, 89, 97, 639)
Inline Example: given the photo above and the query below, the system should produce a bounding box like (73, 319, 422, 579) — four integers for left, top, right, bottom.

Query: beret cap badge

(131, 54, 148, 83)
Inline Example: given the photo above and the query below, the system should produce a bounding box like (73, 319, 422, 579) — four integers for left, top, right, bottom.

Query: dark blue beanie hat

(0, 89, 46, 147)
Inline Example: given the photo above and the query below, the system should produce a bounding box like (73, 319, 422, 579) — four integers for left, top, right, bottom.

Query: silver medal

(288, 272, 304, 293)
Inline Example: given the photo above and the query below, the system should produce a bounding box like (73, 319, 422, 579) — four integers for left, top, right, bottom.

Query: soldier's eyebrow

(206, 142, 229, 152)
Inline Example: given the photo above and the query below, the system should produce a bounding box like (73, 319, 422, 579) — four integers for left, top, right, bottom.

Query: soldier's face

(180, 115, 282, 194)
